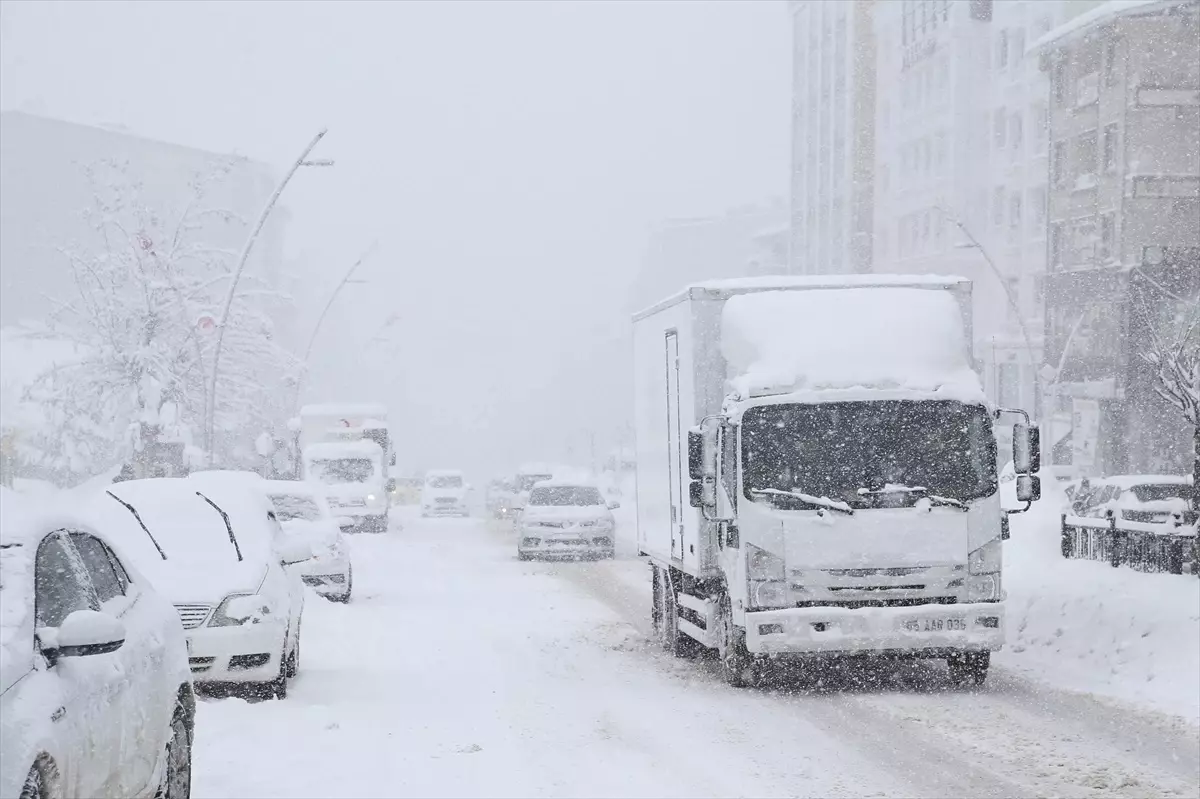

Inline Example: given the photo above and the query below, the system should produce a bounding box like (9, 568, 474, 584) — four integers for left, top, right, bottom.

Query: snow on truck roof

(634, 274, 970, 321)
(303, 440, 383, 459)
(721, 287, 985, 403)
(531, 478, 599, 489)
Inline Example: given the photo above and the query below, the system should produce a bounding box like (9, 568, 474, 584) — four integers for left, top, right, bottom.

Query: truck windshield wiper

(856, 485, 969, 512)
(195, 491, 243, 562)
(751, 488, 854, 516)
(105, 490, 168, 560)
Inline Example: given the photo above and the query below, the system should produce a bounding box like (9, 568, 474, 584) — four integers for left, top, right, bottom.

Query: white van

(421, 470, 470, 517)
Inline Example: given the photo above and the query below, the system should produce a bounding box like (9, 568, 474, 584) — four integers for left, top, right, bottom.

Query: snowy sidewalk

(1001, 496, 1200, 726)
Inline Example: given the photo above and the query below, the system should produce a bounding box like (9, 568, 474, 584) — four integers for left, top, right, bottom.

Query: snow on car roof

(721, 287, 985, 403)
(300, 402, 388, 419)
(303, 440, 383, 459)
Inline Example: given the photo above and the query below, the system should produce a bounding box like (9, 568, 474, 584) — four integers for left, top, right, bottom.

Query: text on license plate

(903, 617, 966, 633)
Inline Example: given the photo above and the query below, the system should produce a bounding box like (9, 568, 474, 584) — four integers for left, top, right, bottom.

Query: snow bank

(720, 288, 984, 401)
(1001, 484, 1200, 726)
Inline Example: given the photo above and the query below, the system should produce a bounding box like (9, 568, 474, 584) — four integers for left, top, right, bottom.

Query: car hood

(520, 505, 613, 525)
(140, 557, 268, 605)
(425, 488, 466, 500)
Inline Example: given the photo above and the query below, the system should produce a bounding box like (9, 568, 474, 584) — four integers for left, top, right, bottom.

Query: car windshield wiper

(195, 491, 243, 562)
(856, 485, 969, 512)
(105, 490, 168, 560)
(751, 488, 854, 516)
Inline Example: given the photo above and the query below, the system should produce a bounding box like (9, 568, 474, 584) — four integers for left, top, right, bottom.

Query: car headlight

(209, 593, 272, 627)
(366, 494, 377, 503)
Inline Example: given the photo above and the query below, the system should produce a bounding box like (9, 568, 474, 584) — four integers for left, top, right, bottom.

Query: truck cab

(303, 440, 390, 533)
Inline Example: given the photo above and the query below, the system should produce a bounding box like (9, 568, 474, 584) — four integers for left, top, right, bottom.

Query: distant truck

(298, 403, 395, 532)
(632, 276, 1042, 687)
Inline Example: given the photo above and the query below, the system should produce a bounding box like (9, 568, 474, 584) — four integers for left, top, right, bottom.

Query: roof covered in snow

(720, 287, 985, 402)
(1028, 0, 1183, 55)
(302, 440, 384, 460)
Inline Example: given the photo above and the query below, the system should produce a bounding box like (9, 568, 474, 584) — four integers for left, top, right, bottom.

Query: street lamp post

(205, 129, 334, 464)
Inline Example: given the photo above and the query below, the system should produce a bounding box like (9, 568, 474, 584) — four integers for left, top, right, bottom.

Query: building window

(1102, 123, 1119, 172)
(1012, 29, 1025, 68)
(1052, 140, 1067, 187)
(1050, 222, 1063, 266)
(997, 30, 1009, 69)
(1075, 129, 1098, 184)
(1103, 37, 1119, 87)
(1032, 103, 1048, 154)
(994, 108, 1008, 148)
(1010, 112, 1023, 152)
(1052, 60, 1066, 105)
(1010, 193, 1022, 231)
(1099, 212, 1116, 261)
(993, 187, 1005, 226)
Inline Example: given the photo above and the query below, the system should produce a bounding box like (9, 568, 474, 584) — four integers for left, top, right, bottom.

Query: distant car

(87, 477, 310, 699)
(1070, 474, 1194, 524)
(263, 480, 353, 603)
(421, 470, 471, 517)
(516, 480, 618, 561)
(0, 487, 194, 799)
(486, 478, 518, 520)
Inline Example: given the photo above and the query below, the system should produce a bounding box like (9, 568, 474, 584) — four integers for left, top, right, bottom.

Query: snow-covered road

(193, 511, 1199, 799)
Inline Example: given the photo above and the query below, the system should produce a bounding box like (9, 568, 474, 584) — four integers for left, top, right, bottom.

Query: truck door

(665, 331, 684, 560)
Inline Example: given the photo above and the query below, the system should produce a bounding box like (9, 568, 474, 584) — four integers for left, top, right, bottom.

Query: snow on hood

(721, 287, 985, 402)
(280, 518, 339, 547)
(86, 480, 270, 604)
(521, 504, 613, 523)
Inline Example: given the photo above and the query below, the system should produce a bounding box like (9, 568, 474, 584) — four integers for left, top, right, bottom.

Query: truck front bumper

(744, 602, 1004, 656)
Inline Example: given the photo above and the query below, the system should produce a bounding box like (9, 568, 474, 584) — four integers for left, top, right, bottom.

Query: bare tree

(1141, 300, 1200, 516)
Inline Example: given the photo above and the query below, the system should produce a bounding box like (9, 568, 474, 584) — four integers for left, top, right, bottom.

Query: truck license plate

(903, 617, 966, 633)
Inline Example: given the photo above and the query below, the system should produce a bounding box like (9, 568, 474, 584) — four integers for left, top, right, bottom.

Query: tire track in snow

(534, 551, 1199, 799)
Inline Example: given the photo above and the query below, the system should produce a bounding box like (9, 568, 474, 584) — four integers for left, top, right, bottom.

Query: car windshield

(742, 400, 997, 509)
(428, 475, 463, 488)
(518, 474, 554, 491)
(309, 458, 374, 484)
(529, 486, 604, 506)
(1129, 483, 1189, 503)
(269, 494, 322, 522)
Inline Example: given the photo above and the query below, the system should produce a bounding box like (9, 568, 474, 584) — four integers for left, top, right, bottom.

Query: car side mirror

(277, 539, 314, 565)
(42, 610, 125, 663)
(608, 501, 621, 510)
(689, 480, 703, 508)
(1013, 422, 1041, 474)
(1016, 474, 1041, 503)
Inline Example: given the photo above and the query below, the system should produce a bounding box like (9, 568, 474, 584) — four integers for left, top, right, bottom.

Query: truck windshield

(741, 400, 997, 509)
(309, 458, 375, 484)
(517, 474, 554, 491)
(269, 494, 322, 522)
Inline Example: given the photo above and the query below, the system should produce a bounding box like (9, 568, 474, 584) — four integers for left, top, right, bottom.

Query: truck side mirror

(1016, 474, 1041, 503)
(1013, 422, 1041, 474)
(687, 430, 703, 480)
(689, 480, 703, 508)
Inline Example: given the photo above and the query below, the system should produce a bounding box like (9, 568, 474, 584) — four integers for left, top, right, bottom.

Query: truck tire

(717, 595, 756, 688)
(654, 565, 695, 658)
(948, 651, 990, 686)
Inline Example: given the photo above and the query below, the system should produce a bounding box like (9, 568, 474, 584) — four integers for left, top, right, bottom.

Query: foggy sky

(0, 0, 789, 478)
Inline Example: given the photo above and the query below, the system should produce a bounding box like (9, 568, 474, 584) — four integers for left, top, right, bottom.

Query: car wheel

(156, 709, 193, 799)
(517, 552, 531, 561)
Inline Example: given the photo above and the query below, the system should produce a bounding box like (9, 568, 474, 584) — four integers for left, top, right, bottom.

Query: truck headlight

(967, 538, 1002, 602)
(967, 573, 1001, 602)
(746, 543, 787, 609)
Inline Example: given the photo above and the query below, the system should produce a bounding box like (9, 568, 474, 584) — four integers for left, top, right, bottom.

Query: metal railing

(1060, 510, 1199, 575)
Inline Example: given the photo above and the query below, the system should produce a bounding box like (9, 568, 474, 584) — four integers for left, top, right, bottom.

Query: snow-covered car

(304, 441, 390, 532)
(263, 480, 353, 603)
(0, 487, 194, 799)
(87, 477, 310, 699)
(1071, 474, 1194, 525)
(516, 481, 618, 561)
(421, 469, 471, 517)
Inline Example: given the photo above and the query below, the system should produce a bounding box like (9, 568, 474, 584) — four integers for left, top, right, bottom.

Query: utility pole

(205, 129, 334, 464)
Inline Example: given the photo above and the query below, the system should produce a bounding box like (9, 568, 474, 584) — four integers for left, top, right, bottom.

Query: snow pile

(1001, 485, 1200, 726)
(720, 288, 984, 401)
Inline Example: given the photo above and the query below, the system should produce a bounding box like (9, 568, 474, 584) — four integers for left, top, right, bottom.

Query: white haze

(0, 0, 789, 478)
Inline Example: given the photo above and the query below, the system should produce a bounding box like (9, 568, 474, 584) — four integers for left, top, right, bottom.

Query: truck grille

(794, 596, 957, 610)
(174, 604, 212, 630)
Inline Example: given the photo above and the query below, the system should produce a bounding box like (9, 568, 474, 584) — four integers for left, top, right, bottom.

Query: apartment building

(788, 0, 876, 275)
(1033, 0, 1200, 476)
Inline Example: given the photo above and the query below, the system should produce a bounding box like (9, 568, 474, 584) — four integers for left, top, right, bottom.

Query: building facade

(788, 0, 876, 275)
(1034, 0, 1200, 476)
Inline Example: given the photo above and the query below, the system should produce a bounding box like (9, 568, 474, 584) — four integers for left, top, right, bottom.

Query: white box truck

(298, 403, 394, 532)
(632, 276, 1042, 687)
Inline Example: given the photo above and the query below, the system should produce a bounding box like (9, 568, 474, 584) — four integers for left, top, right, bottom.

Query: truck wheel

(948, 651, 990, 686)
(657, 568, 698, 659)
(717, 596, 755, 688)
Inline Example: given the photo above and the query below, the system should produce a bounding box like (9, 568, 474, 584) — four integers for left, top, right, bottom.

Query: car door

(70, 532, 166, 796)
(33, 530, 115, 799)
